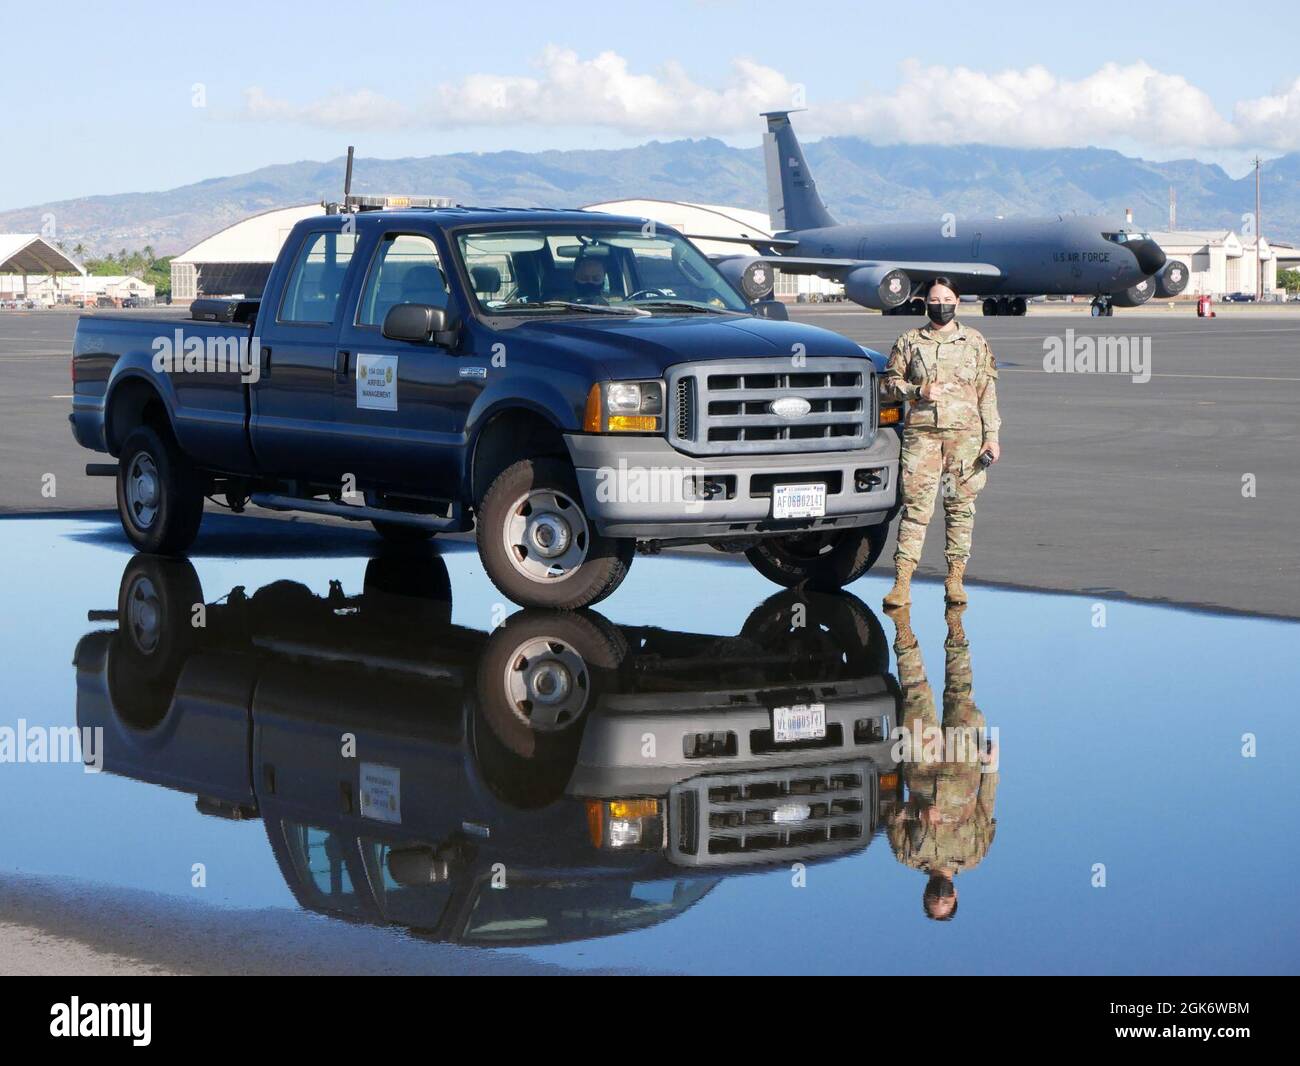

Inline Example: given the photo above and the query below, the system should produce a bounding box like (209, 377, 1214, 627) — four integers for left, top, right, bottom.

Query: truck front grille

(668, 762, 875, 867)
(674, 377, 695, 441)
(666, 357, 875, 456)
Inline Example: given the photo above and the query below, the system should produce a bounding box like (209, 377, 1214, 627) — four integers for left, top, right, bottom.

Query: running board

(249, 492, 461, 530)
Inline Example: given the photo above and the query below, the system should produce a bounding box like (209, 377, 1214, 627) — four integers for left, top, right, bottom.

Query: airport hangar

(166, 199, 845, 304)
(165, 200, 1283, 305)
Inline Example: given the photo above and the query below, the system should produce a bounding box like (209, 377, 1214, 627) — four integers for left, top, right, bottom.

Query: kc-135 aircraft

(709, 111, 1188, 317)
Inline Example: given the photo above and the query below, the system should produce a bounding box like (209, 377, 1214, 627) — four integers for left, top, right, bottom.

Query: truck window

(356, 233, 450, 327)
(279, 230, 357, 324)
(455, 228, 750, 313)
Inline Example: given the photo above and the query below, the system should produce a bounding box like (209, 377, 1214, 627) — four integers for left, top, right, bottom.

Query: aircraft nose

(1129, 238, 1167, 276)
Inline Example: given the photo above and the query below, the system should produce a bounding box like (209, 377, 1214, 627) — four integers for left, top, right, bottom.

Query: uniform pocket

(952, 352, 978, 384)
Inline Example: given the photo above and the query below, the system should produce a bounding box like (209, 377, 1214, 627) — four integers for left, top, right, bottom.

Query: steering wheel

(626, 288, 671, 301)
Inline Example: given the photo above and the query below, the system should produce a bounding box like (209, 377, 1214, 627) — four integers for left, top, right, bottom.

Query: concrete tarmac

(1, 304, 1296, 618)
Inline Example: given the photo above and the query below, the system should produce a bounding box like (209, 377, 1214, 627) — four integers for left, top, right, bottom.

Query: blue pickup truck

(71, 204, 901, 608)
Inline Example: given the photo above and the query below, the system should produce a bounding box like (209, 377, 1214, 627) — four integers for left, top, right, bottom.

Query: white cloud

(242, 86, 415, 130)
(237, 50, 1300, 154)
(829, 60, 1239, 152)
(431, 48, 798, 133)
(1234, 76, 1300, 151)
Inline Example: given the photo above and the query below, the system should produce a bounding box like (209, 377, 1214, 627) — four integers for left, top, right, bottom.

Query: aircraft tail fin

(761, 110, 837, 233)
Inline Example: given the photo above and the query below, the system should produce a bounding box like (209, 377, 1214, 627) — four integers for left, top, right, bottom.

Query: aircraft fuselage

(784, 215, 1154, 298)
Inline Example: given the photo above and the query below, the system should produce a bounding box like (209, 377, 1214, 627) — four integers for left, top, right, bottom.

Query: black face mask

(927, 302, 956, 326)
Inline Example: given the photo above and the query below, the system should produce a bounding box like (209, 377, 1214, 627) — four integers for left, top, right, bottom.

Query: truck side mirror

(383, 303, 457, 346)
(752, 298, 788, 321)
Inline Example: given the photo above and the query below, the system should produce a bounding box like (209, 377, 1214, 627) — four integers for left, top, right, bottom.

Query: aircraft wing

(684, 233, 800, 254)
(708, 251, 1004, 282)
(745, 257, 1004, 282)
(864, 260, 1003, 282)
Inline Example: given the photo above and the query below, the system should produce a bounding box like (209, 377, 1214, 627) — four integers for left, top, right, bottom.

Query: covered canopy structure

(0, 234, 86, 303)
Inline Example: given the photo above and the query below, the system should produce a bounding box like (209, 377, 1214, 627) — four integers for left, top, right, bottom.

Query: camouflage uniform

(887, 608, 998, 876)
(883, 322, 1001, 566)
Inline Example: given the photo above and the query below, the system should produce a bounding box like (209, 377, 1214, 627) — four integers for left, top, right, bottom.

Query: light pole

(1254, 156, 1263, 300)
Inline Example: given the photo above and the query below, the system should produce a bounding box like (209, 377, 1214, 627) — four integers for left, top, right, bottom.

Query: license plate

(772, 703, 827, 744)
(772, 482, 826, 519)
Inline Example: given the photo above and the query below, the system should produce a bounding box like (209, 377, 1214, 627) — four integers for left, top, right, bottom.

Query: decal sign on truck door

(356, 354, 398, 411)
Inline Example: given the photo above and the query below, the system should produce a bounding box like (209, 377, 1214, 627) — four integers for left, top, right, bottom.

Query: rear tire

(741, 587, 889, 677)
(745, 523, 889, 591)
(476, 457, 634, 609)
(116, 425, 204, 555)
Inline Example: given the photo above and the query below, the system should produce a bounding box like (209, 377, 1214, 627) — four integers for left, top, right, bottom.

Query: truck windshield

(456, 227, 750, 315)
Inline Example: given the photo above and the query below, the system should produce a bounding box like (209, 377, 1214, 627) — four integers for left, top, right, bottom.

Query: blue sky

(7, 0, 1300, 210)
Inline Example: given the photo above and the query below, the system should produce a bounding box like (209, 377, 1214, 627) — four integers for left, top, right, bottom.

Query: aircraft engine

(1110, 277, 1155, 308)
(1154, 260, 1189, 298)
(844, 265, 912, 310)
(715, 257, 776, 301)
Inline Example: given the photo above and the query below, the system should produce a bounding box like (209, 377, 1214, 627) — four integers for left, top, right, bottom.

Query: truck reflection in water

(75, 547, 901, 948)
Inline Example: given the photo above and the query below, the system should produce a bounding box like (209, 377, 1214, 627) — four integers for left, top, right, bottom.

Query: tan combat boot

(945, 604, 966, 644)
(883, 559, 916, 608)
(887, 606, 917, 649)
(944, 559, 968, 605)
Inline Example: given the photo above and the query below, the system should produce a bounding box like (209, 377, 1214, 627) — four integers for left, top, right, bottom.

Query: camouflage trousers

(894, 426, 988, 566)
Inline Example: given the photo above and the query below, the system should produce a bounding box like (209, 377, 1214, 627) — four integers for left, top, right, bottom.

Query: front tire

(476, 457, 634, 609)
(116, 425, 204, 555)
(745, 523, 889, 591)
(370, 519, 435, 544)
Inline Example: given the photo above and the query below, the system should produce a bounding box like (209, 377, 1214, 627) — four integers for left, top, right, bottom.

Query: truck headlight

(584, 381, 665, 433)
(586, 799, 663, 850)
(877, 377, 903, 426)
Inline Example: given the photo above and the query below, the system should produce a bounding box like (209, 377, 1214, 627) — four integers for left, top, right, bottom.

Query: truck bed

(71, 314, 255, 470)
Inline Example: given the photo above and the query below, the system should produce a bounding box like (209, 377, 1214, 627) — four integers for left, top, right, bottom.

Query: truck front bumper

(568, 680, 898, 798)
(564, 431, 899, 540)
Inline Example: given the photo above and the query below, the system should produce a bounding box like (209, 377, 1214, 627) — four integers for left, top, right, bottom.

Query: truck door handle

(335, 350, 350, 381)
(260, 346, 272, 378)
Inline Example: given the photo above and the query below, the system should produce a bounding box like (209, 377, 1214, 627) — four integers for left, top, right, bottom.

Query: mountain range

(4, 137, 1296, 258)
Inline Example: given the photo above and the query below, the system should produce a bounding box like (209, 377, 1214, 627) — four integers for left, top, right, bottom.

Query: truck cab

(72, 204, 901, 608)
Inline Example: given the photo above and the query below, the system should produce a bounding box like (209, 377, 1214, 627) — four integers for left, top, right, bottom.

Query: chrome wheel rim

(125, 453, 161, 530)
(123, 575, 161, 655)
(503, 636, 590, 730)
(502, 488, 589, 583)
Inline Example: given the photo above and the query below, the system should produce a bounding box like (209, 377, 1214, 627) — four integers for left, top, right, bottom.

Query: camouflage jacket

(884, 321, 1002, 443)
(888, 766, 998, 874)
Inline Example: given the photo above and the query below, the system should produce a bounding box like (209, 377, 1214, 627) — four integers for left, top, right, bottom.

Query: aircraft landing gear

(982, 297, 1026, 316)
(886, 298, 926, 316)
(1090, 297, 1114, 317)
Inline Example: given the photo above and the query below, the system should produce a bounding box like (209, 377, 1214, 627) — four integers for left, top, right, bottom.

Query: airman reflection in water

(884, 605, 998, 921)
(75, 547, 902, 948)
